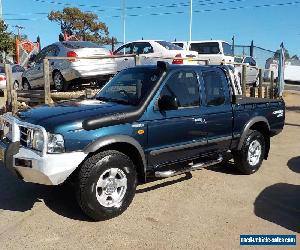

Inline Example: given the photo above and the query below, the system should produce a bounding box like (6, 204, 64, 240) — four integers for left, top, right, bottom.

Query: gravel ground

(0, 92, 299, 250)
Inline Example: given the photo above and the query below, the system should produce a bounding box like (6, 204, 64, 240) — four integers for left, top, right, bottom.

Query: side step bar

(154, 155, 223, 178)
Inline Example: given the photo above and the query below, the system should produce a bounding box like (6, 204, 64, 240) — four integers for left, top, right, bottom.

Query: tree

(0, 20, 15, 61)
(274, 48, 290, 60)
(48, 7, 111, 44)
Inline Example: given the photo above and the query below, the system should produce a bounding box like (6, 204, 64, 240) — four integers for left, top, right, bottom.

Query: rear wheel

(233, 130, 265, 174)
(76, 150, 137, 221)
(53, 71, 67, 91)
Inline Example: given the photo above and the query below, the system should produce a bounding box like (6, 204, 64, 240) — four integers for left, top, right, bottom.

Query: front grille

(20, 126, 32, 147)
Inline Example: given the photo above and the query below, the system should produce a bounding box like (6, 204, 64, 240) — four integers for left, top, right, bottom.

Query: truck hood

(17, 99, 135, 133)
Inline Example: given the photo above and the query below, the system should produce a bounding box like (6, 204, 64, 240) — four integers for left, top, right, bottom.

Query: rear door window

(156, 41, 183, 51)
(202, 70, 226, 106)
(114, 43, 132, 55)
(173, 43, 184, 48)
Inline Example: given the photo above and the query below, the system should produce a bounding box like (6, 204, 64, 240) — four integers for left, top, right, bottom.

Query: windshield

(96, 67, 162, 106)
(0, 66, 4, 73)
(234, 57, 243, 63)
(156, 41, 183, 50)
(190, 42, 220, 54)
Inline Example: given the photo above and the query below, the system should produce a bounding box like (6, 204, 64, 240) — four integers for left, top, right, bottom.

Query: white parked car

(22, 41, 117, 91)
(264, 59, 300, 83)
(234, 56, 259, 86)
(113, 40, 198, 72)
(285, 60, 300, 82)
(0, 64, 25, 90)
(172, 40, 234, 65)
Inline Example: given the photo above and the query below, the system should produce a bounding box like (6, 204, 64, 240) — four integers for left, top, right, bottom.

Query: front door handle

(194, 117, 206, 124)
(124, 58, 128, 61)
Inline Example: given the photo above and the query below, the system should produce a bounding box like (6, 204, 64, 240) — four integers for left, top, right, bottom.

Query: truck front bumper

(0, 140, 87, 185)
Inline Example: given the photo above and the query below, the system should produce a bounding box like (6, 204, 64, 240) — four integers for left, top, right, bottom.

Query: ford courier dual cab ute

(0, 62, 285, 221)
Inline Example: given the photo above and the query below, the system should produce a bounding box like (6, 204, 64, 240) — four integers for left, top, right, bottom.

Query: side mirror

(158, 95, 178, 111)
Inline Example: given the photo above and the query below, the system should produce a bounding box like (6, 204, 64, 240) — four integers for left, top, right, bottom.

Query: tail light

(67, 51, 78, 62)
(172, 53, 183, 64)
(0, 75, 6, 81)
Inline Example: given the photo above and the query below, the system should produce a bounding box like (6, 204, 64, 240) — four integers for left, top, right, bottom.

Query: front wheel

(233, 130, 265, 175)
(53, 71, 68, 91)
(76, 150, 137, 221)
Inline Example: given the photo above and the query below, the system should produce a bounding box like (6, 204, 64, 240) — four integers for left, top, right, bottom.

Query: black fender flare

(84, 135, 147, 180)
(237, 116, 270, 150)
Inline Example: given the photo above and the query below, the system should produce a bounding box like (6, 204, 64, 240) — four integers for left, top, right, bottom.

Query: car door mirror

(158, 95, 178, 111)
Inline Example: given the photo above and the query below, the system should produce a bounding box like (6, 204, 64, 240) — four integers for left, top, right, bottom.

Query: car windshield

(156, 41, 183, 50)
(96, 67, 162, 106)
(62, 41, 104, 49)
(234, 57, 243, 63)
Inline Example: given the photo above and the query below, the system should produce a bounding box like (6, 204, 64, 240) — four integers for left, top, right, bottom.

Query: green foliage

(48, 7, 112, 44)
(274, 48, 290, 60)
(0, 20, 15, 55)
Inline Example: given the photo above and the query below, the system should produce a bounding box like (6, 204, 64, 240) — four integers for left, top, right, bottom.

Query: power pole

(122, 0, 126, 54)
(189, 0, 193, 42)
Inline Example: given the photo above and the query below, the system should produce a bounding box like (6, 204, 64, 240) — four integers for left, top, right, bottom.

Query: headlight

(47, 133, 65, 153)
(32, 130, 44, 152)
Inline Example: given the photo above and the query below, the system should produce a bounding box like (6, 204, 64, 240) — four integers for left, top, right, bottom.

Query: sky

(2, 0, 300, 56)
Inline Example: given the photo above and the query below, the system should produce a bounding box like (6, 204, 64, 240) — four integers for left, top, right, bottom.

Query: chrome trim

(207, 136, 233, 144)
(2, 113, 48, 156)
(150, 139, 207, 156)
(155, 155, 223, 178)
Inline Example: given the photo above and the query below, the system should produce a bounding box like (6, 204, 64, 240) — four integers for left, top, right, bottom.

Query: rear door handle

(124, 58, 128, 61)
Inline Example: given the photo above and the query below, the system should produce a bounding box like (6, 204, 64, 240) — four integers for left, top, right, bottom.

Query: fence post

(264, 86, 269, 98)
(43, 59, 52, 105)
(250, 87, 255, 97)
(4, 64, 14, 112)
(242, 65, 246, 96)
(258, 69, 263, 98)
(270, 71, 274, 99)
(134, 55, 140, 66)
(12, 90, 18, 115)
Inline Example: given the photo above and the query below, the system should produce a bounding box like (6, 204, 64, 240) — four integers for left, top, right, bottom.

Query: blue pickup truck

(0, 62, 285, 220)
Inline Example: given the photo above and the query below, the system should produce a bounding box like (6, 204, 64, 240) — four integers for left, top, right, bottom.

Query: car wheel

(233, 130, 265, 175)
(53, 71, 67, 92)
(22, 79, 31, 90)
(76, 150, 137, 221)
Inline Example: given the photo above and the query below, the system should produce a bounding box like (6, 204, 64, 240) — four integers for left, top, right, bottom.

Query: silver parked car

(22, 41, 117, 91)
(0, 64, 25, 90)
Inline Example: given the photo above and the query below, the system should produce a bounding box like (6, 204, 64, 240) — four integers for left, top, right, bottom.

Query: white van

(172, 40, 234, 65)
